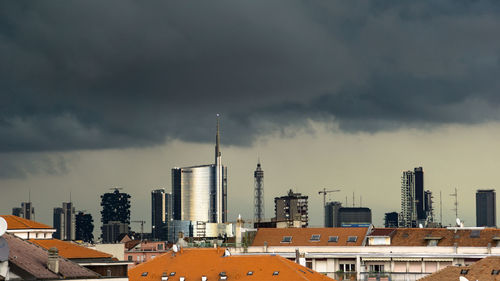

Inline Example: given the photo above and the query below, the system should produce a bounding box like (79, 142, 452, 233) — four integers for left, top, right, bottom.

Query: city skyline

(2, 1, 500, 233)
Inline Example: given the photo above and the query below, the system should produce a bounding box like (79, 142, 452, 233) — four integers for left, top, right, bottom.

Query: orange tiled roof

(1, 215, 52, 230)
(251, 227, 368, 246)
(29, 239, 113, 259)
(390, 228, 500, 247)
(128, 248, 335, 281)
(419, 256, 500, 281)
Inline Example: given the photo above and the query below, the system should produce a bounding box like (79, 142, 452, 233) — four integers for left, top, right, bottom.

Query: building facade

(274, 189, 309, 228)
(400, 167, 432, 228)
(53, 202, 76, 241)
(75, 211, 94, 243)
(384, 212, 399, 228)
(476, 189, 496, 227)
(338, 207, 372, 227)
(100, 188, 131, 242)
(325, 201, 342, 227)
(151, 189, 172, 240)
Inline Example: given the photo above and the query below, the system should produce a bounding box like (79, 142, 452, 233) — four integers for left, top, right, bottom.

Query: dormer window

(281, 236, 292, 243)
(310, 234, 321, 242)
(328, 236, 339, 242)
(424, 236, 442, 246)
(347, 236, 357, 242)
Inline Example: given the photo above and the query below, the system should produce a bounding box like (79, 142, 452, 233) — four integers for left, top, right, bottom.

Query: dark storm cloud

(1, 0, 500, 156)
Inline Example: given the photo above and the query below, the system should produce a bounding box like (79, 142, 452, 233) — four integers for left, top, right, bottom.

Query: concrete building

(102, 221, 129, 243)
(52, 202, 75, 241)
(274, 189, 309, 228)
(401, 167, 432, 228)
(338, 207, 371, 227)
(476, 189, 496, 227)
(385, 212, 399, 228)
(75, 211, 94, 243)
(151, 189, 172, 240)
(325, 201, 342, 227)
(12, 202, 35, 220)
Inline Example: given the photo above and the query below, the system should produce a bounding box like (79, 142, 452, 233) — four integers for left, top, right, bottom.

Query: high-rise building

(274, 189, 308, 228)
(13, 202, 35, 220)
(325, 201, 342, 227)
(254, 161, 264, 222)
(151, 189, 172, 240)
(100, 188, 131, 242)
(338, 207, 372, 227)
(52, 202, 75, 241)
(385, 212, 399, 228)
(172, 116, 227, 224)
(75, 211, 94, 243)
(476, 189, 496, 227)
(400, 167, 429, 228)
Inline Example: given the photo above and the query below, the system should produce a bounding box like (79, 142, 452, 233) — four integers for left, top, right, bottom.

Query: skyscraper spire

(215, 114, 221, 160)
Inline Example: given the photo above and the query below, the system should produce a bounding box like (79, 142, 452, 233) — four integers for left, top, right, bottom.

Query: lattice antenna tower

(254, 159, 264, 222)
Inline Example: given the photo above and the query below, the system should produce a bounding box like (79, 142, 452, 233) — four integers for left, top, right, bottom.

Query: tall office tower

(476, 189, 496, 227)
(254, 161, 264, 222)
(12, 208, 22, 217)
(172, 116, 227, 224)
(17, 202, 35, 220)
(400, 167, 426, 228)
(325, 201, 342, 227)
(151, 189, 172, 240)
(100, 188, 131, 242)
(274, 189, 309, 228)
(424, 190, 434, 223)
(75, 211, 94, 243)
(52, 202, 76, 241)
(385, 212, 399, 228)
(53, 207, 64, 239)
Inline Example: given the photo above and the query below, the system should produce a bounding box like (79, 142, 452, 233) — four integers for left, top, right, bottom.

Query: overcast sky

(2, 1, 500, 233)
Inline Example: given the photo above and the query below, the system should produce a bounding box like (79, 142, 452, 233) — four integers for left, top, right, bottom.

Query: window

(369, 265, 384, 273)
(141, 272, 148, 277)
(170, 272, 176, 276)
(347, 236, 358, 242)
(340, 264, 356, 272)
(328, 236, 339, 242)
(470, 230, 481, 238)
(428, 240, 439, 246)
(310, 234, 321, 241)
(158, 244, 164, 250)
(306, 260, 313, 269)
(492, 270, 500, 275)
(273, 271, 279, 276)
(247, 271, 253, 275)
(281, 236, 292, 243)
(128, 256, 133, 261)
(460, 269, 469, 274)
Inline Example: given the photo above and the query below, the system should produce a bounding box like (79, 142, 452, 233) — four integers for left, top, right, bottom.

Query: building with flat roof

(274, 189, 308, 228)
(151, 189, 172, 240)
(476, 189, 496, 227)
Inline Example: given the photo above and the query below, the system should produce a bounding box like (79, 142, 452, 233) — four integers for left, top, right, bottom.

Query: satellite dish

(419, 223, 423, 228)
(456, 218, 461, 227)
(0, 217, 7, 237)
(172, 244, 178, 253)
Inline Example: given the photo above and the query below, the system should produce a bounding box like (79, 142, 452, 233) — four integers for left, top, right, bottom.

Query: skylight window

(141, 272, 148, 277)
(281, 236, 292, 243)
(310, 234, 321, 241)
(328, 236, 339, 242)
(247, 271, 253, 275)
(273, 271, 280, 276)
(460, 269, 469, 274)
(492, 269, 500, 275)
(220, 272, 228, 280)
(347, 236, 358, 242)
(170, 272, 176, 276)
(470, 230, 481, 238)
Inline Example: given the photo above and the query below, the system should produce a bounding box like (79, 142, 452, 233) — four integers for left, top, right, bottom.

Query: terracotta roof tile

(1, 215, 52, 230)
(29, 239, 113, 259)
(4, 233, 99, 279)
(128, 248, 335, 281)
(368, 228, 396, 237)
(419, 256, 500, 281)
(390, 228, 500, 247)
(251, 227, 368, 247)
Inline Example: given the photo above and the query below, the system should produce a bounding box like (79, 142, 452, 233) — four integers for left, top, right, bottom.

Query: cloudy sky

(2, 1, 500, 233)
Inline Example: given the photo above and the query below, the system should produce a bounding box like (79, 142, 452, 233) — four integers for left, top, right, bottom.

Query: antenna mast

(450, 188, 458, 219)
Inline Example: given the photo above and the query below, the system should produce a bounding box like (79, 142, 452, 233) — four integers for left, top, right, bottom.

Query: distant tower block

(254, 161, 264, 222)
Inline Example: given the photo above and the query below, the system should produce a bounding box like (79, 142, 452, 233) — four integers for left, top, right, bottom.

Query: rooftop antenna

(28, 187, 31, 202)
(352, 192, 355, 207)
(440, 190, 443, 225)
(450, 188, 458, 219)
(360, 196, 362, 207)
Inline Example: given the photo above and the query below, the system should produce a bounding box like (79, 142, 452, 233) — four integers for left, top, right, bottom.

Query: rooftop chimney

(47, 247, 59, 274)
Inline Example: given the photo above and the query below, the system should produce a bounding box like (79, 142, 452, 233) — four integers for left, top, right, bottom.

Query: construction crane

(131, 220, 146, 241)
(318, 188, 341, 208)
